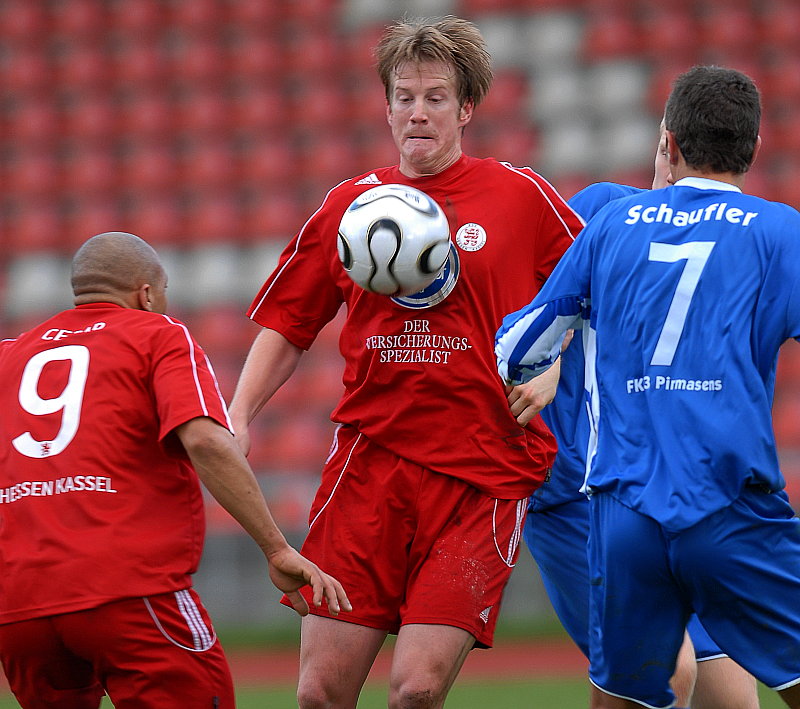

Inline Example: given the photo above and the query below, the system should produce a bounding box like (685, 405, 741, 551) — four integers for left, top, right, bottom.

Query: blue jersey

(533, 183, 642, 511)
(498, 177, 800, 531)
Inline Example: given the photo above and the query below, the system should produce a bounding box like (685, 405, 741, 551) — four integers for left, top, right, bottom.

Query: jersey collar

(673, 176, 742, 193)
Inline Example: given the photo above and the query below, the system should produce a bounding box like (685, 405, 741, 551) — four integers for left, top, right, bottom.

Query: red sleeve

(247, 193, 346, 350)
(150, 315, 232, 441)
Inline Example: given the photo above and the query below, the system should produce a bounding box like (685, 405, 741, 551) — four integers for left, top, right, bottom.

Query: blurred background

(2, 0, 800, 633)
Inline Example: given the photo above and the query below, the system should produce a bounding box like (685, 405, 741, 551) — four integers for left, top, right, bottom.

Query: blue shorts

(588, 489, 800, 708)
(524, 497, 723, 663)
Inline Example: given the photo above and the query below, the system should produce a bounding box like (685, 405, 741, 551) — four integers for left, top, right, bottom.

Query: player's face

(652, 124, 672, 189)
(387, 60, 473, 178)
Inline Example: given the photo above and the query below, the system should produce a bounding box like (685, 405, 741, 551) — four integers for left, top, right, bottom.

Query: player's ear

(665, 130, 681, 166)
(459, 99, 474, 126)
(750, 135, 762, 168)
(136, 283, 154, 312)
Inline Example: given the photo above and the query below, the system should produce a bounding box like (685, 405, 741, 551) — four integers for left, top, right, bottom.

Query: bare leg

(671, 631, 697, 707)
(388, 623, 475, 709)
(778, 682, 800, 709)
(296, 615, 387, 709)
(692, 657, 759, 709)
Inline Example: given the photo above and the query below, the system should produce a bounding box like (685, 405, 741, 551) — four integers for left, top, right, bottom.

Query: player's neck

(673, 167, 747, 190)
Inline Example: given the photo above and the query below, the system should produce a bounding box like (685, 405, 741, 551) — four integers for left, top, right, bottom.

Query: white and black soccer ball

(337, 184, 451, 296)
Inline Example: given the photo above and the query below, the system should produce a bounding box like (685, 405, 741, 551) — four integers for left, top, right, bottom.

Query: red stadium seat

(244, 190, 305, 241)
(698, 6, 757, 55)
(9, 151, 62, 200)
(184, 190, 243, 244)
(121, 91, 176, 141)
(583, 10, 641, 59)
(123, 193, 186, 247)
(178, 88, 232, 136)
(479, 70, 529, 120)
(180, 141, 238, 190)
(63, 147, 119, 195)
(56, 45, 112, 91)
(169, 0, 227, 34)
(170, 36, 229, 87)
(11, 97, 62, 148)
(228, 30, 284, 80)
(112, 39, 169, 88)
(759, 0, 800, 49)
(229, 0, 283, 26)
(285, 29, 340, 80)
(64, 94, 119, 144)
(0, 0, 48, 42)
(240, 138, 297, 189)
(65, 197, 124, 250)
(4, 43, 51, 96)
(7, 201, 65, 254)
(231, 84, 287, 134)
(51, 0, 108, 39)
(109, 0, 164, 35)
(637, 6, 700, 64)
(120, 141, 179, 193)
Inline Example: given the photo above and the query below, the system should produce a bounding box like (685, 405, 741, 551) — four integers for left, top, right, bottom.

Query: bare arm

(229, 328, 303, 455)
(176, 416, 350, 616)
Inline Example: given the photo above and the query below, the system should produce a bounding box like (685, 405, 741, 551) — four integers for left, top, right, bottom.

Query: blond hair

(375, 16, 493, 108)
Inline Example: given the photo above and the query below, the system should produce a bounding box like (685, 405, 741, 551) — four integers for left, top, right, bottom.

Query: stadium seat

(65, 197, 125, 251)
(0, 0, 48, 42)
(285, 29, 340, 79)
(111, 39, 169, 88)
(120, 141, 179, 193)
(759, 0, 800, 49)
(170, 36, 229, 87)
(64, 94, 119, 144)
(123, 193, 186, 247)
(121, 91, 175, 141)
(11, 97, 62, 148)
(698, 5, 756, 54)
(582, 9, 641, 60)
(169, 0, 227, 34)
(184, 191, 243, 244)
(636, 6, 699, 64)
(10, 151, 62, 201)
(240, 138, 297, 189)
(179, 88, 232, 137)
(4, 43, 51, 96)
(244, 189, 305, 242)
(63, 147, 119, 195)
(51, 0, 108, 40)
(180, 140, 238, 190)
(228, 30, 284, 80)
(231, 83, 287, 134)
(109, 0, 164, 34)
(7, 202, 65, 254)
(57, 44, 112, 91)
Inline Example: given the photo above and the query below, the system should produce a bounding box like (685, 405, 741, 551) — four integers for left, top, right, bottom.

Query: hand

(267, 546, 352, 617)
(505, 357, 561, 427)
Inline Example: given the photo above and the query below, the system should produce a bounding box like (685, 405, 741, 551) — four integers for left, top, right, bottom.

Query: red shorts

(285, 425, 528, 647)
(0, 588, 234, 708)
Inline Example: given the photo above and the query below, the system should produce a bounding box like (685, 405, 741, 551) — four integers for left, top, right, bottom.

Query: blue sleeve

(568, 183, 644, 222)
(496, 229, 595, 385)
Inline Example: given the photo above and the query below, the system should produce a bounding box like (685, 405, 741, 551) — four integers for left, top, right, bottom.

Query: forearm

(177, 418, 290, 559)
(229, 327, 303, 430)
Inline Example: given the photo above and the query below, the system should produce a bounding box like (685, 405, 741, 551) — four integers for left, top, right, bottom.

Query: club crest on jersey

(391, 243, 460, 310)
(455, 222, 487, 252)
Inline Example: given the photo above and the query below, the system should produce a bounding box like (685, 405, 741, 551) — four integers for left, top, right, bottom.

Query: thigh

(298, 614, 387, 707)
(677, 488, 800, 690)
(588, 493, 687, 709)
(403, 481, 527, 648)
(62, 590, 234, 709)
(0, 617, 104, 709)
(693, 657, 759, 709)
(524, 500, 591, 657)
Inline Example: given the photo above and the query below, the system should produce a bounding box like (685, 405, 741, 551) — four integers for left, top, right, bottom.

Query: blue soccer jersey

(498, 177, 800, 531)
(533, 183, 642, 511)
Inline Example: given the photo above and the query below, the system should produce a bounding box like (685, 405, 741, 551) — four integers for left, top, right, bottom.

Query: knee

(296, 678, 346, 709)
(388, 676, 447, 709)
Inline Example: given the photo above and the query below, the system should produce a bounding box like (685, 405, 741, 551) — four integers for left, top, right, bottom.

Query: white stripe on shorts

(143, 590, 217, 652)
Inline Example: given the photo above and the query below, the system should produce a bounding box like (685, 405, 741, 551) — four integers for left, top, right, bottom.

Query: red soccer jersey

(0, 303, 231, 624)
(249, 155, 583, 498)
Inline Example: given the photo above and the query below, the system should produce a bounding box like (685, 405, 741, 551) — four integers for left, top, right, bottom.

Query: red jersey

(0, 303, 231, 624)
(249, 155, 583, 498)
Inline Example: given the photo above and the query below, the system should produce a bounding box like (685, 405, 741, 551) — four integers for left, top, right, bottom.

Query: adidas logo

(479, 606, 492, 624)
(355, 173, 382, 185)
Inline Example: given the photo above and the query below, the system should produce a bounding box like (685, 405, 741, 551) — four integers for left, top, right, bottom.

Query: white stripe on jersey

(498, 162, 584, 241)
(160, 314, 210, 417)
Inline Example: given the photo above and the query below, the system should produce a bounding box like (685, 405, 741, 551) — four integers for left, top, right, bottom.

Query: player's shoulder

(569, 182, 645, 221)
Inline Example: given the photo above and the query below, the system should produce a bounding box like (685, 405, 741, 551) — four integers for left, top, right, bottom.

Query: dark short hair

(375, 15, 492, 109)
(664, 65, 761, 175)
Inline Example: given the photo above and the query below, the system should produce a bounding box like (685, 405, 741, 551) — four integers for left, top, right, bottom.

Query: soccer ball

(337, 184, 451, 296)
